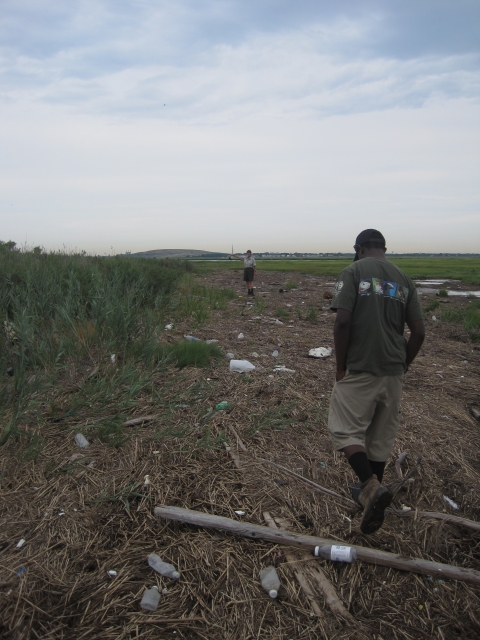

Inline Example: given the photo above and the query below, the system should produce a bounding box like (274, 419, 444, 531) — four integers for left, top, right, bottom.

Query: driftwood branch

(154, 505, 480, 585)
(256, 458, 356, 507)
(389, 508, 480, 532)
(123, 415, 157, 427)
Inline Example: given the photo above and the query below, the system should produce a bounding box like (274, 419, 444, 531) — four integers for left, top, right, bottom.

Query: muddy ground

(1, 268, 479, 639)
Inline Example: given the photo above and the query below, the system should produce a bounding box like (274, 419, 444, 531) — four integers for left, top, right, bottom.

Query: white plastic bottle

(259, 566, 280, 598)
(314, 544, 357, 563)
(229, 360, 255, 373)
(147, 553, 180, 579)
(140, 585, 160, 611)
(75, 433, 89, 448)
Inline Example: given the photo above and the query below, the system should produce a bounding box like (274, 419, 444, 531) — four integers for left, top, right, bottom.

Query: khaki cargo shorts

(328, 371, 404, 462)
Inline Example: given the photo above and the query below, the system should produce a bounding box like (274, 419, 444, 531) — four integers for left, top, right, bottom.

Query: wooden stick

(123, 415, 157, 427)
(154, 505, 480, 585)
(263, 512, 324, 618)
(255, 458, 356, 507)
(224, 442, 242, 469)
(389, 508, 480, 532)
(271, 514, 354, 622)
(227, 424, 248, 452)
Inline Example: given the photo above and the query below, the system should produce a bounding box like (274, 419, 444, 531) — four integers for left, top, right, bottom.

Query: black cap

(353, 229, 385, 261)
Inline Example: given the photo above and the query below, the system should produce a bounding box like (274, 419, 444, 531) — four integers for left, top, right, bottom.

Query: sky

(1, 1, 479, 254)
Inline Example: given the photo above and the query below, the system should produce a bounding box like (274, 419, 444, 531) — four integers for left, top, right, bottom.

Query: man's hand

(334, 308, 352, 380)
(336, 369, 346, 382)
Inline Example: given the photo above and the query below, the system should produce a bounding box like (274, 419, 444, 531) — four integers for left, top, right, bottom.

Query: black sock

(368, 460, 386, 483)
(348, 452, 373, 483)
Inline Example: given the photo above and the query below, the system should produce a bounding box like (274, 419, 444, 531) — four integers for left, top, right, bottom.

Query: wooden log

(154, 505, 480, 585)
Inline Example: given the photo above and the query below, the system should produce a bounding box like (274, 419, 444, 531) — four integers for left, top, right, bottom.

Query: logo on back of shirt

(358, 278, 408, 303)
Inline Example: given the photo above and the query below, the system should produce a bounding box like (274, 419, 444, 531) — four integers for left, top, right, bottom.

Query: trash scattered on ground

(16, 539, 26, 549)
(87, 461, 95, 468)
(237, 333, 244, 339)
(271, 349, 279, 358)
(226, 352, 235, 360)
(144, 475, 151, 486)
(140, 585, 160, 611)
(58, 511, 65, 517)
(184, 335, 201, 342)
(251, 352, 259, 358)
(206, 339, 219, 344)
(6, 367, 14, 377)
(215, 401, 229, 411)
(148, 553, 180, 579)
(234, 510, 245, 516)
(314, 544, 357, 563)
(275, 319, 283, 325)
(260, 566, 280, 598)
(309, 347, 332, 358)
(16, 567, 26, 576)
(230, 360, 255, 373)
(175, 404, 189, 409)
(443, 496, 459, 510)
(320, 461, 326, 469)
(110, 354, 116, 363)
(107, 570, 117, 577)
(401, 505, 412, 512)
(75, 433, 89, 449)
(164, 323, 174, 331)
(273, 366, 296, 373)
(432, 316, 437, 321)
(470, 406, 480, 421)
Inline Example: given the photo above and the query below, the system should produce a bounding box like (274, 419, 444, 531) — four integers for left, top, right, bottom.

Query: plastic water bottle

(140, 585, 160, 611)
(147, 554, 180, 579)
(314, 544, 357, 563)
(229, 360, 255, 373)
(259, 566, 280, 598)
(75, 433, 89, 448)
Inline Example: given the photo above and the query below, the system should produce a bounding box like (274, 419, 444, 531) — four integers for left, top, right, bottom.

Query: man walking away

(230, 250, 257, 296)
(328, 229, 425, 534)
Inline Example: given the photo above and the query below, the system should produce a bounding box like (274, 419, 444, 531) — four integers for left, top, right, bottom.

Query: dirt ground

(1, 269, 480, 640)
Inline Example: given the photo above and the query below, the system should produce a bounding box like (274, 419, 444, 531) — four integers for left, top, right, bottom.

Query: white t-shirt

(243, 256, 256, 268)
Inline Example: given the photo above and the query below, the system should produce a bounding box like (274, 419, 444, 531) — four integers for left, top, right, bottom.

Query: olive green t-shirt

(330, 258, 423, 376)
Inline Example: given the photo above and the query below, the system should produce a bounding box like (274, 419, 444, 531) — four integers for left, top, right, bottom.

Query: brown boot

(358, 475, 392, 534)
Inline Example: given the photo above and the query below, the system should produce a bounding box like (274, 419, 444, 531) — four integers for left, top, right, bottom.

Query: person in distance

(230, 250, 257, 296)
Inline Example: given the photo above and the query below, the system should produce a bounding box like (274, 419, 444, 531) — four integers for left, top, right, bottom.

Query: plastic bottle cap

(269, 589, 278, 598)
(172, 571, 180, 579)
(152, 586, 158, 591)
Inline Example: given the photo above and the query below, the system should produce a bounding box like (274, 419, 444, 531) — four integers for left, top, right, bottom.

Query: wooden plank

(154, 505, 480, 585)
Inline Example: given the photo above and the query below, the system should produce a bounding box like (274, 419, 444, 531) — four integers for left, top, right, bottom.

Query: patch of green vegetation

(285, 280, 297, 290)
(306, 306, 318, 323)
(163, 340, 223, 369)
(425, 298, 440, 312)
(275, 308, 289, 318)
(441, 300, 480, 341)
(171, 275, 236, 326)
(439, 289, 448, 297)
(195, 257, 480, 284)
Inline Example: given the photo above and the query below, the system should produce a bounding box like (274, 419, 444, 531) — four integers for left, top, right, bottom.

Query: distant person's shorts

(328, 371, 404, 461)
(244, 267, 254, 282)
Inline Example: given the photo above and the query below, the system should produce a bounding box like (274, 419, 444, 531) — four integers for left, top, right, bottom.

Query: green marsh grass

(441, 300, 480, 341)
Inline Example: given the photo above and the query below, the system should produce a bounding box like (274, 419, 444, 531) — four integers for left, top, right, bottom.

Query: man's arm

(230, 254, 242, 261)
(334, 308, 353, 381)
(405, 318, 425, 368)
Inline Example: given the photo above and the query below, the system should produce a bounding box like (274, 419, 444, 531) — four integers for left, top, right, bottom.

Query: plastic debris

(260, 566, 280, 598)
(271, 349, 279, 358)
(184, 335, 201, 342)
(175, 404, 189, 409)
(432, 315, 437, 321)
(75, 433, 89, 449)
(16, 539, 26, 549)
(401, 504, 412, 512)
(443, 495, 459, 510)
(16, 567, 26, 576)
(237, 333, 244, 340)
(215, 401, 229, 411)
(320, 462, 326, 469)
(108, 570, 117, 577)
(226, 353, 235, 360)
(110, 354, 116, 363)
(144, 475, 151, 486)
(140, 585, 160, 611)
(314, 544, 357, 563)
(251, 352, 259, 358)
(234, 510, 245, 516)
(273, 366, 295, 373)
(148, 553, 180, 579)
(6, 367, 14, 377)
(275, 319, 283, 325)
(206, 339, 219, 344)
(309, 347, 332, 359)
(230, 360, 255, 373)
(164, 323, 174, 331)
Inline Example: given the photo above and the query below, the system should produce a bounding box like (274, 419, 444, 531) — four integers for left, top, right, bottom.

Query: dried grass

(1, 273, 479, 639)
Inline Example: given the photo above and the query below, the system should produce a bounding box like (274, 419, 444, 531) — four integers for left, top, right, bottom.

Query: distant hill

(128, 249, 230, 259)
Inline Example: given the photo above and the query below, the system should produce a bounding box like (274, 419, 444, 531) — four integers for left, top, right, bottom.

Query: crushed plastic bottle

(271, 350, 279, 358)
(215, 401, 229, 411)
(260, 566, 280, 598)
(229, 360, 255, 373)
(314, 544, 357, 563)
(237, 333, 244, 340)
(184, 335, 202, 342)
(140, 585, 160, 611)
(75, 433, 89, 448)
(147, 553, 180, 579)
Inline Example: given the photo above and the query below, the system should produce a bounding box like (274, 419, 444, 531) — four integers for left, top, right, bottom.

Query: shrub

(438, 289, 449, 297)
(285, 280, 297, 290)
(276, 308, 289, 318)
(165, 340, 223, 369)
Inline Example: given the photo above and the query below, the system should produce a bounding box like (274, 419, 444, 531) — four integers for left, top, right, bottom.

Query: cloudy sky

(1, 1, 479, 254)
